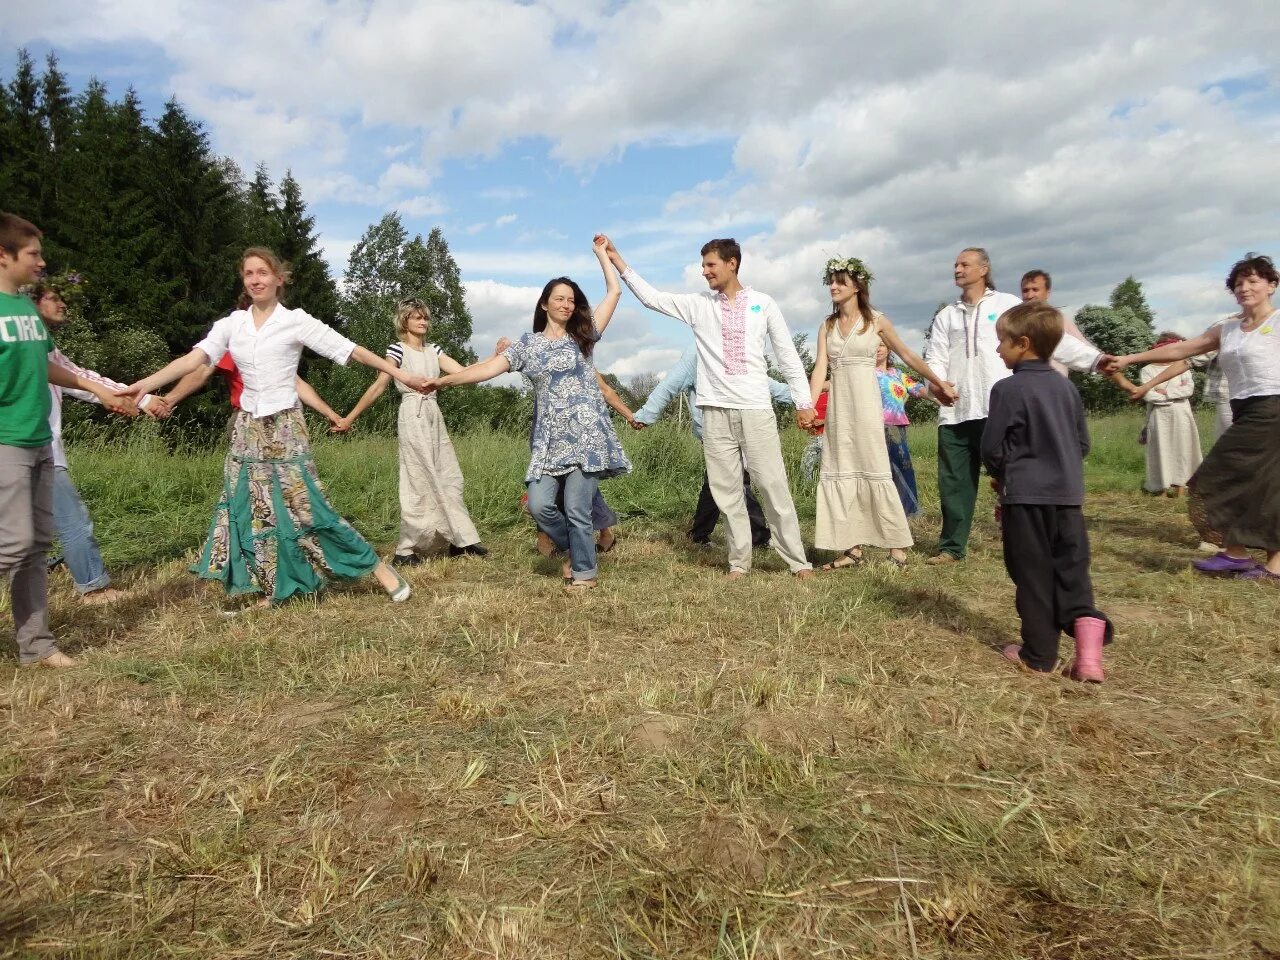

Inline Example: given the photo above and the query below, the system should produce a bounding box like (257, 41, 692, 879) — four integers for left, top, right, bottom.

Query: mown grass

(1, 411, 1277, 958)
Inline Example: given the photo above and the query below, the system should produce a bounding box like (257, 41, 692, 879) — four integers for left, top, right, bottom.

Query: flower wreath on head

(822, 257, 874, 287)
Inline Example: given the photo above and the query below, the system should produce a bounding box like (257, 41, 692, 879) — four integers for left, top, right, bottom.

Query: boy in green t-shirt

(0, 212, 137, 668)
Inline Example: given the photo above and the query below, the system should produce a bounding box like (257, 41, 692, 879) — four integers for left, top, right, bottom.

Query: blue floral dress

(503, 330, 631, 482)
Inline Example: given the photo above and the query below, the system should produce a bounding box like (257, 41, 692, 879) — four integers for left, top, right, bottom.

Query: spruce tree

(5, 50, 43, 221)
(149, 98, 244, 349)
(277, 170, 339, 322)
(37, 53, 74, 243)
(243, 163, 283, 251)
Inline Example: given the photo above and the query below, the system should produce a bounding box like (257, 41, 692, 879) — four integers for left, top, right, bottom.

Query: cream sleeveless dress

(814, 315, 914, 550)
(394, 343, 481, 554)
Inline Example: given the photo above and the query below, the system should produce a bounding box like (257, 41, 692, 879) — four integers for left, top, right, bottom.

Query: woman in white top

(1109, 253, 1280, 582)
(1137, 332, 1202, 496)
(124, 248, 430, 605)
(338, 298, 485, 563)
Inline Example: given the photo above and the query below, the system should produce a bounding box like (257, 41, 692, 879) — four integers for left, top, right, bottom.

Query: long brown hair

(534, 277, 597, 358)
(825, 270, 876, 335)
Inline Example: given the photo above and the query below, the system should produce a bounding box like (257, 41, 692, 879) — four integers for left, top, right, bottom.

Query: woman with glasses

(337, 299, 487, 562)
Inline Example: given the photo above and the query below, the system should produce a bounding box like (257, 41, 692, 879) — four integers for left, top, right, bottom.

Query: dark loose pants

(937, 419, 987, 559)
(689, 470, 770, 547)
(1000, 503, 1111, 671)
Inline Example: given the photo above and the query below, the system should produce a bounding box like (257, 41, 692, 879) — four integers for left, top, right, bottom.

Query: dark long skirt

(1188, 395, 1280, 551)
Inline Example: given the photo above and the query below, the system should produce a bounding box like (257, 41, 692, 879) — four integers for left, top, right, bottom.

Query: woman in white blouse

(124, 248, 430, 605)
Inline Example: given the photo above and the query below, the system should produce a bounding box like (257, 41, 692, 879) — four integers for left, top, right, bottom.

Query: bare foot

(81, 587, 126, 605)
(536, 531, 555, 557)
(23, 650, 77, 669)
(795, 569, 815, 581)
(597, 528, 616, 552)
(562, 560, 572, 581)
(726, 570, 747, 581)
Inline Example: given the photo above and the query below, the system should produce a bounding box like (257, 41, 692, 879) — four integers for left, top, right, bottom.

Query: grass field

(2, 412, 1278, 958)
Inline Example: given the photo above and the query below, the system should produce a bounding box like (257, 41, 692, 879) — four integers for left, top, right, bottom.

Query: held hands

(1098, 355, 1129, 376)
(930, 381, 959, 406)
(494, 336, 512, 355)
(629, 418, 646, 431)
(141, 396, 171, 420)
(593, 233, 623, 269)
(330, 415, 353, 433)
(400, 373, 437, 394)
(97, 386, 140, 417)
(795, 407, 816, 431)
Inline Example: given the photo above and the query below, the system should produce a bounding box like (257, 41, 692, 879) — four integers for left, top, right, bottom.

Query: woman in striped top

(338, 299, 486, 562)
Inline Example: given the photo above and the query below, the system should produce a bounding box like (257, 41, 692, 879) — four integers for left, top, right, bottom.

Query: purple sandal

(1192, 552, 1258, 576)
(1237, 566, 1280, 583)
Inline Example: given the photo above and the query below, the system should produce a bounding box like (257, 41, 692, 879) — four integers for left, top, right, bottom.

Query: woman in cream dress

(810, 258, 957, 569)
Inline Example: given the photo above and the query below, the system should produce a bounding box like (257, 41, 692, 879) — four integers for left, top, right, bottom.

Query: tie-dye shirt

(876, 367, 928, 426)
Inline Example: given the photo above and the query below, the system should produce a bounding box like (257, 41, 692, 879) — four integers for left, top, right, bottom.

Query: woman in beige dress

(339, 299, 485, 562)
(1138, 332, 1203, 497)
(810, 258, 957, 569)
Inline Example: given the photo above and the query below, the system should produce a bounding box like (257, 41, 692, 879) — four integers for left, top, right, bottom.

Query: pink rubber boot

(1069, 617, 1107, 683)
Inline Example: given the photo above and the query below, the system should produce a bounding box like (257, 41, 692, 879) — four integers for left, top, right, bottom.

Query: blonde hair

(395, 297, 432, 339)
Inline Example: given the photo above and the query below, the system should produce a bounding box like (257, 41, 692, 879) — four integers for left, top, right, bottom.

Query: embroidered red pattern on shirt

(718, 289, 749, 376)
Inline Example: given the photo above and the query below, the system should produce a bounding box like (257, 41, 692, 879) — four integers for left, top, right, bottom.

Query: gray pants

(0, 444, 58, 664)
(702, 407, 811, 574)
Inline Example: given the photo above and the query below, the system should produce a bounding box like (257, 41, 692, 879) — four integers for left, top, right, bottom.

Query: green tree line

(1, 49, 535, 437)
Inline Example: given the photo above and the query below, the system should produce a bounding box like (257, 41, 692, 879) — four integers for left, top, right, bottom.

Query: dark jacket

(981, 360, 1090, 506)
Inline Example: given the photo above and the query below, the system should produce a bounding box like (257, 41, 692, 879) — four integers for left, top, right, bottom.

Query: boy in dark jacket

(981, 301, 1112, 682)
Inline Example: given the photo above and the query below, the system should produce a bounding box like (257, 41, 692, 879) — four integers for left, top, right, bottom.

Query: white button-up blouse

(194, 304, 357, 418)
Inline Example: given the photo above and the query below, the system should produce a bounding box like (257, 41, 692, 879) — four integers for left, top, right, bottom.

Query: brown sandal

(820, 549, 865, 571)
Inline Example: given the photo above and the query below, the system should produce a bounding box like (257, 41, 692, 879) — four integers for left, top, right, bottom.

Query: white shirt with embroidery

(48, 347, 154, 469)
(620, 268, 813, 410)
(925, 290, 1101, 426)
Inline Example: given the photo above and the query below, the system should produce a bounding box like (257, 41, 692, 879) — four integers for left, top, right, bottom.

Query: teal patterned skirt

(192, 407, 379, 601)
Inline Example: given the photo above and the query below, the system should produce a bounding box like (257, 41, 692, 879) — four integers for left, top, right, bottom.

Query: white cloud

(495, 214, 518, 228)
(10, 0, 1280, 349)
(395, 195, 446, 218)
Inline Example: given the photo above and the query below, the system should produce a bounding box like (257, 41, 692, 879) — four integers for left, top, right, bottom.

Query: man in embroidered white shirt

(924, 248, 1101, 565)
(600, 235, 815, 579)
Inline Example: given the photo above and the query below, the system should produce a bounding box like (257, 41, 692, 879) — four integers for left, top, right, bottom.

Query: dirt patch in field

(627, 714, 681, 751)
(272, 700, 347, 729)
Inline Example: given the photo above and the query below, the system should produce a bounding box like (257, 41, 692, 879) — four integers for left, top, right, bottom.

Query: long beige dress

(394, 343, 481, 554)
(1140, 363, 1202, 492)
(815, 316, 914, 550)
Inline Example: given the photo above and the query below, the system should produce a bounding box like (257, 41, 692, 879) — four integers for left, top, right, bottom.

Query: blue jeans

(527, 469, 600, 580)
(52, 466, 110, 594)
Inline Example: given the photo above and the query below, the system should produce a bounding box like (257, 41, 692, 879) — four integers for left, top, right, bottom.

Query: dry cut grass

(1, 418, 1278, 958)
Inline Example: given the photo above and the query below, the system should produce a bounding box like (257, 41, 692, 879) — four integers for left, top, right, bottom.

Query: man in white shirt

(602, 236, 816, 579)
(925, 249, 1101, 564)
(33, 284, 163, 603)
(1021, 270, 1111, 378)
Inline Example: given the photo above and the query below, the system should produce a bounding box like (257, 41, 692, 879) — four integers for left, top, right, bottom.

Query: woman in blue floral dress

(429, 237, 630, 592)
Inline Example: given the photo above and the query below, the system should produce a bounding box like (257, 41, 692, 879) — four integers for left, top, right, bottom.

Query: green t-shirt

(0, 291, 54, 448)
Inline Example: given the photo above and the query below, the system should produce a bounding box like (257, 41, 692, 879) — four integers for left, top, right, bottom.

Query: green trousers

(937, 419, 988, 560)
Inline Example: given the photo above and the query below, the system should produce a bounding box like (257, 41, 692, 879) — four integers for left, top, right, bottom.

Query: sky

(4, 0, 1279, 383)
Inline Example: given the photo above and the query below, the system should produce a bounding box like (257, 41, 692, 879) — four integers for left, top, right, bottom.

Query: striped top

(386, 341, 442, 367)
